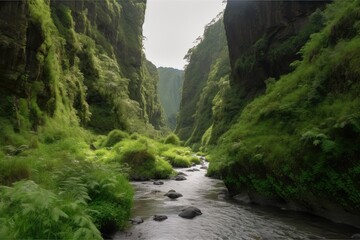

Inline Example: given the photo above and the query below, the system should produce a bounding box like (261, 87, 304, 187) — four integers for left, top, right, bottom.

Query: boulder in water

(177, 171, 188, 176)
(175, 175, 187, 181)
(153, 215, 168, 221)
(351, 234, 360, 239)
(164, 190, 183, 199)
(130, 217, 144, 224)
(178, 206, 202, 219)
(153, 180, 164, 185)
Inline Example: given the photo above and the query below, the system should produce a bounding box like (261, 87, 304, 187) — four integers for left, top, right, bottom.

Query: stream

(114, 162, 358, 240)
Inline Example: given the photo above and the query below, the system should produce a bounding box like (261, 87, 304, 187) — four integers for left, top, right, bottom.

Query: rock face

(0, 0, 165, 144)
(224, 0, 328, 97)
(178, 206, 202, 219)
(176, 18, 230, 143)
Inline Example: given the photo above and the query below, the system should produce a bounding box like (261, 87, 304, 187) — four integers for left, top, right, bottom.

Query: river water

(114, 162, 358, 240)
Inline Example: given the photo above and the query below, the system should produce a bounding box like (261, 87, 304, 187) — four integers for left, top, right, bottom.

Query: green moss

(209, 0, 360, 210)
(101, 129, 129, 148)
(164, 133, 180, 145)
(161, 146, 199, 167)
(0, 157, 31, 186)
(114, 139, 173, 179)
(176, 18, 230, 142)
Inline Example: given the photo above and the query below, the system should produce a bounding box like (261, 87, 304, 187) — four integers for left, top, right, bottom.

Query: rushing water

(114, 162, 358, 240)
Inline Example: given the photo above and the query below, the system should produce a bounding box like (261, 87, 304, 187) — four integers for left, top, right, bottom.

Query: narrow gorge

(0, 0, 359, 239)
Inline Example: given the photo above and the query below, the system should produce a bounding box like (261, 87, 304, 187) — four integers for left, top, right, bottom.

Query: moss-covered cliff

(207, 0, 360, 227)
(175, 0, 360, 227)
(157, 67, 184, 129)
(176, 18, 230, 146)
(0, 0, 165, 145)
(0, 1, 168, 238)
(224, 0, 328, 97)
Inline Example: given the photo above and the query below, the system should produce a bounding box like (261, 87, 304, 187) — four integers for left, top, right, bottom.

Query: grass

(100, 129, 129, 148)
(0, 121, 134, 238)
(208, 0, 360, 210)
(164, 133, 181, 145)
(161, 146, 200, 167)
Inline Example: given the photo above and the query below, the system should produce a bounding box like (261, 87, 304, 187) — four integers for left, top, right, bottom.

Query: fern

(0, 180, 101, 239)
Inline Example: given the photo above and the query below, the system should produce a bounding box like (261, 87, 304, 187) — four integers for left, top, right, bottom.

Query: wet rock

(164, 190, 183, 199)
(351, 234, 360, 239)
(175, 175, 187, 181)
(153, 215, 168, 221)
(176, 171, 188, 176)
(191, 163, 197, 167)
(192, 168, 200, 171)
(218, 189, 228, 200)
(200, 166, 208, 170)
(153, 180, 164, 185)
(186, 169, 194, 172)
(130, 217, 143, 224)
(178, 206, 202, 219)
(233, 193, 251, 204)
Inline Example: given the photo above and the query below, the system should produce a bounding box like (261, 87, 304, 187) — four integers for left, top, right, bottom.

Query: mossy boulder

(101, 130, 129, 148)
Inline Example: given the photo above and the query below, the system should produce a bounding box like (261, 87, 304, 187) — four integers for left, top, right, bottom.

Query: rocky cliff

(208, 0, 360, 227)
(176, 18, 230, 144)
(157, 67, 184, 129)
(0, 0, 164, 145)
(224, 0, 328, 96)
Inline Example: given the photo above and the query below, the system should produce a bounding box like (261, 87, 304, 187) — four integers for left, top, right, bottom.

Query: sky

(143, 0, 226, 70)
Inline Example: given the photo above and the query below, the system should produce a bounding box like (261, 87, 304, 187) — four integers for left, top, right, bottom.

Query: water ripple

(115, 165, 357, 240)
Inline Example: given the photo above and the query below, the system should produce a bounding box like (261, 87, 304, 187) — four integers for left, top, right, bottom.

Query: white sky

(143, 0, 226, 70)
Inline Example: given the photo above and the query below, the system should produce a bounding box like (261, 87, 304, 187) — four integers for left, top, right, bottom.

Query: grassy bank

(208, 0, 360, 212)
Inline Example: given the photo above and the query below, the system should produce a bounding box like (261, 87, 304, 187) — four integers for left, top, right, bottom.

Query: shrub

(161, 147, 200, 167)
(172, 155, 191, 168)
(54, 162, 133, 235)
(116, 139, 173, 179)
(0, 157, 31, 185)
(164, 133, 180, 145)
(189, 156, 201, 164)
(153, 157, 173, 179)
(89, 200, 127, 235)
(0, 180, 101, 239)
(101, 129, 129, 148)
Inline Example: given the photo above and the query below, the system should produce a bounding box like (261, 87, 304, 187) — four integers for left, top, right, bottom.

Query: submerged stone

(153, 215, 168, 221)
(130, 217, 144, 225)
(153, 180, 164, 185)
(175, 175, 187, 181)
(164, 190, 183, 199)
(178, 206, 202, 219)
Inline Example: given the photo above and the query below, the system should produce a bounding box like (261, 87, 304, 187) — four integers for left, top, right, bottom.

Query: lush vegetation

(157, 67, 184, 129)
(176, 16, 231, 148)
(0, 122, 192, 238)
(0, 125, 133, 238)
(0, 0, 172, 238)
(208, 0, 360, 212)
